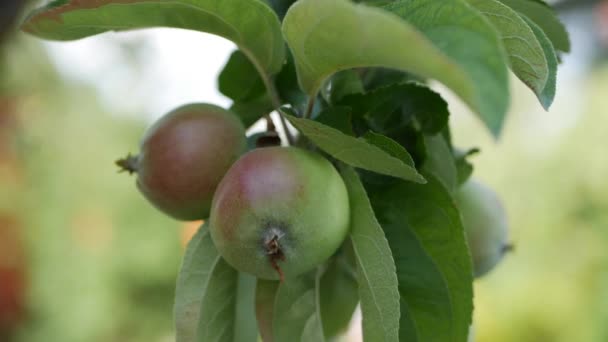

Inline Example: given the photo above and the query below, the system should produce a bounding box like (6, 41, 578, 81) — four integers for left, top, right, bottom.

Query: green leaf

(422, 134, 458, 193)
(342, 83, 449, 136)
(268, 0, 297, 19)
(466, 0, 549, 105)
(498, 0, 570, 53)
(196, 261, 258, 342)
(362, 68, 416, 91)
(342, 167, 400, 342)
(319, 245, 359, 339)
(454, 148, 479, 186)
(22, 0, 286, 76)
(234, 274, 259, 342)
(357, 0, 395, 6)
(327, 70, 365, 105)
(273, 271, 325, 342)
(369, 174, 474, 342)
(256, 280, 280, 342)
(384, 0, 510, 136)
(522, 15, 558, 109)
(315, 106, 355, 136)
(174, 224, 257, 342)
(230, 94, 274, 128)
(283, 0, 509, 136)
(275, 52, 309, 111)
(282, 110, 425, 183)
(174, 224, 221, 342)
(220, 50, 266, 103)
(362, 131, 416, 167)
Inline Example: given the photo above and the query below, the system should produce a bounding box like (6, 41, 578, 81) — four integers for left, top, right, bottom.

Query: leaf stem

(261, 72, 295, 146)
(277, 113, 295, 146)
(304, 97, 315, 119)
(262, 75, 295, 145)
(244, 50, 295, 145)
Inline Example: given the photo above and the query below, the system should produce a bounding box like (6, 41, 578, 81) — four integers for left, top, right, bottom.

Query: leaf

(342, 167, 400, 342)
(268, 0, 298, 20)
(281, 110, 425, 183)
(362, 68, 416, 91)
(22, 0, 286, 76)
(498, 0, 570, 53)
(466, 0, 549, 105)
(174, 224, 221, 342)
(273, 271, 325, 342)
(454, 148, 479, 186)
(422, 134, 458, 193)
(230, 94, 274, 128)
(315, 106, 355, 136)
(220, 50, 266, 102)
(362, 131, 416, 167)
(319, 245, 359, 338)
(327, 70, 365, 104)
(283, 0, 509, 136)
(234, 274, 259, 342)
(369, 174, 474, 342)
(275, 52, 309, 111)
(174, 224, 257, 342)
(521, 15, 558, 109)
(196, 261, 258, 342)
(256, 280, 280, 342)
(384, 0, 510, 136)
(342, 83, 449, 136)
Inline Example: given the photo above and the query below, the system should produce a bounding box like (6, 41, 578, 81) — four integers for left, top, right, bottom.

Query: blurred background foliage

(0, 1, 607, 342)
(1, 33, 185, 342)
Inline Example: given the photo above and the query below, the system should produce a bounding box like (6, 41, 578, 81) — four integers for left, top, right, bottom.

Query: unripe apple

(209, 147, 350, 280)
(118, 103, 246, 220)
(455, 179, 510, 278)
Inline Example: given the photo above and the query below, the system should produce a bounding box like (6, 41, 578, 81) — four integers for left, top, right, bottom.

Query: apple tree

(21, 0, 569, 341)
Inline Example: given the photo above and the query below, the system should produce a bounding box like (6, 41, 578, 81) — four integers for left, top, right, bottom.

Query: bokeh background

(1, 1, 607, 341)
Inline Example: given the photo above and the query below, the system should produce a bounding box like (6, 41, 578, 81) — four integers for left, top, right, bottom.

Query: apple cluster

(118, 103, 510, 282)
(117, 104, 350, 281)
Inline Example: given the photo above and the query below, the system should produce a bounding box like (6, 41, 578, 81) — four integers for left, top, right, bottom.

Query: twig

(247, 53, 296, 145)
(304, 97, 315, 119)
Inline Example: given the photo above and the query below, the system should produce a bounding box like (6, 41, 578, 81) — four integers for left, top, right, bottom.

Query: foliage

(20, 0, 569, 341)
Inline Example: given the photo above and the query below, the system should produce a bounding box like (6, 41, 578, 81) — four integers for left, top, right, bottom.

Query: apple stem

(256, 132, 282, 148)
(276, 113, 295, 146)
(266, 116, 276, 132)
(115, 153, 139, 175)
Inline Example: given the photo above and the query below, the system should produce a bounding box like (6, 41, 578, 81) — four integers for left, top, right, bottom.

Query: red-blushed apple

(209, 147, 350, 280)
(118, 103, 246, 220)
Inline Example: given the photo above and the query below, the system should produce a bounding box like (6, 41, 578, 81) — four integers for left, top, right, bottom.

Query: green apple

(455, 179, 510, 278)
(209, 147, 350, 280)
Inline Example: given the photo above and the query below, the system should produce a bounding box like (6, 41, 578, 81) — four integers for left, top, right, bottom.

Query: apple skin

(455, 179, 510, 278)
(133, 103, 246, 221)
(209, 147, 350, 280)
